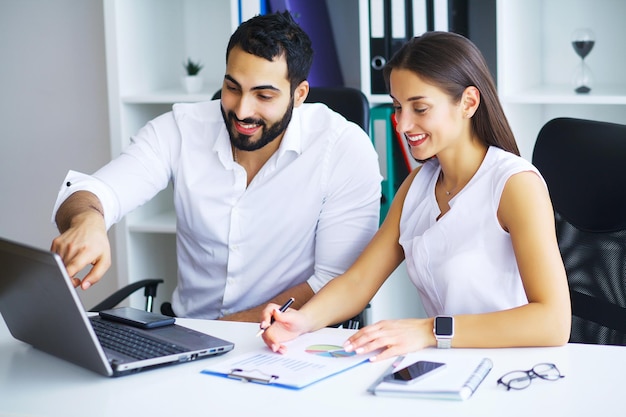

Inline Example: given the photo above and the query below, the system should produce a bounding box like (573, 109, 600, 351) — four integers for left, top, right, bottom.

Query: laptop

(0, 237, 234, 377)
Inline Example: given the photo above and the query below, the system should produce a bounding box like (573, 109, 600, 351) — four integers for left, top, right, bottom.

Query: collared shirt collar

(213, 105, 303, 169)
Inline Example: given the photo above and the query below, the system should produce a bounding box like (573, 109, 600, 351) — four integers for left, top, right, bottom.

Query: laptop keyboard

(91, 317, 187, 360)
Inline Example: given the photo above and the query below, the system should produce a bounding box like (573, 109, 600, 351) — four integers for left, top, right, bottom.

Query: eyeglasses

(497, 363, 564, 391)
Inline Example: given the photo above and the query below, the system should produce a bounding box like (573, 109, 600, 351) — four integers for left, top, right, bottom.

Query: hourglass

(571, 28, 595, 94)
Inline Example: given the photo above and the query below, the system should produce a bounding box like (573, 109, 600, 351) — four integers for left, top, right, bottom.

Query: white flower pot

(182, 76, 203, 93)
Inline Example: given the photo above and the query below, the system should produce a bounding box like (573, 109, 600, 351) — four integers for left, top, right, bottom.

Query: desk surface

(0, 316, 622, 417)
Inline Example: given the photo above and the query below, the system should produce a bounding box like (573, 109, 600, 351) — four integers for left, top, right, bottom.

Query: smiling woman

(260, 31, 571, 362)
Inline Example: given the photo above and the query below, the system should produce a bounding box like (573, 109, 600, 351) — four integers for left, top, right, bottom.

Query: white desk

(0, 316, 622, 417)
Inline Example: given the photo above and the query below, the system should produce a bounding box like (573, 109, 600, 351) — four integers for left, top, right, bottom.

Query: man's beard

(221, 98, 295, 152)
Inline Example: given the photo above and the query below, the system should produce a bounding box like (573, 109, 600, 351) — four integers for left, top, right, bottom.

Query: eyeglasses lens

(533, 363, 561, 380)
(501, 371, 532, 390)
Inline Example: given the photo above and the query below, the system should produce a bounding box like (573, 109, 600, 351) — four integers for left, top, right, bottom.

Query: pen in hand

(255, 297, 295, 337)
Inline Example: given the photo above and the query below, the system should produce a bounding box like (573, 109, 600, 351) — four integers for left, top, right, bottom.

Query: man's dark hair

(226, 11, 314, 91)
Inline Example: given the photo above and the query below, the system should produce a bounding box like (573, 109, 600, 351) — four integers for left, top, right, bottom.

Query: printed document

(202, 327, 375, 389)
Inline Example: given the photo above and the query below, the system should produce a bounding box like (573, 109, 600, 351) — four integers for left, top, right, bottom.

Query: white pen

(255, 297, 295, 337)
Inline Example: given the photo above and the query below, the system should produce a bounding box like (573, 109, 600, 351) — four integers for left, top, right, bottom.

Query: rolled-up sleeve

(51, 170, 122, 230)
(51, 111, 177, 231)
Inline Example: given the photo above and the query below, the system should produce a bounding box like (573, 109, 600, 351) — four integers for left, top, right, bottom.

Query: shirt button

(227, 277, 234, 285)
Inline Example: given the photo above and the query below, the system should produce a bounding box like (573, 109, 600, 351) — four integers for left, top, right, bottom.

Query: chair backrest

(532, 117, 626, 345)
(304, 87, 370, 132)
(212, 87, 370, 132)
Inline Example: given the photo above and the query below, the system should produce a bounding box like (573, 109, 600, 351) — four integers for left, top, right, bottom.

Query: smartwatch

(434, 316, 454, 348)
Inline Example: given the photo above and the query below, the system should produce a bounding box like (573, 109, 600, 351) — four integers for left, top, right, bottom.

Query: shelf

(128, 211, 176, 234)
(502, 85, 626, 105)
(122, 87, 221, 104)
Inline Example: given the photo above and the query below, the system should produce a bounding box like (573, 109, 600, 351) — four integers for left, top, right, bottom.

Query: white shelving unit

(496, 0, 626, 160)
(103, 0, 239, 308)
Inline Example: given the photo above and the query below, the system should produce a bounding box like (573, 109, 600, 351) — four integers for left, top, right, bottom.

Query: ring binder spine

(369, 0, 388, 95)
(368, 0, 416, 96)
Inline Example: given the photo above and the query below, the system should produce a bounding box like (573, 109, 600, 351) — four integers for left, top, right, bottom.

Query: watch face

(435, 316, 454, 336)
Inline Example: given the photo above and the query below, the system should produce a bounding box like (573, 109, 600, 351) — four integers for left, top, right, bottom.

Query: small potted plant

(182, 58, 204, 93)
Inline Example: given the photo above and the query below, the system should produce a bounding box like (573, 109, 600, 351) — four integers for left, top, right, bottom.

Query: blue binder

(268, 0, 344, 87)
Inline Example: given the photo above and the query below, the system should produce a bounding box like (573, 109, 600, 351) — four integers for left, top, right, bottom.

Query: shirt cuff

(51, 170, 119, 230)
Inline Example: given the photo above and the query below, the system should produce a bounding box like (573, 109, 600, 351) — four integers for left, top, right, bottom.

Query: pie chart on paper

(305, 344, 356, 358)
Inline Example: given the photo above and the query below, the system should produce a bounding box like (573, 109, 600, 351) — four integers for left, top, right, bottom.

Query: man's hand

(51, 192, 111, 289)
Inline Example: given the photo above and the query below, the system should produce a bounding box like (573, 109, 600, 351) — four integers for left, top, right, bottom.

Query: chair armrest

(88, 279, 164, 312)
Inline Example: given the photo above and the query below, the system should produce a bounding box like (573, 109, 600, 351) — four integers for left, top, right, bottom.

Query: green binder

(370, 104, 409, 222)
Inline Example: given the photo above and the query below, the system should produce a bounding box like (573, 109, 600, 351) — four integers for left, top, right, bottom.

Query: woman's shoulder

(487, 146, 541, 180)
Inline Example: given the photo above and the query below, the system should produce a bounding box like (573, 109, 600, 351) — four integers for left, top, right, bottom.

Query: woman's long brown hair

(383, 31, 520, 156)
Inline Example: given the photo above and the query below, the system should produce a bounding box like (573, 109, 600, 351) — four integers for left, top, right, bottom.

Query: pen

(366, 355, 406, 394)
(255, 297, 295, 337)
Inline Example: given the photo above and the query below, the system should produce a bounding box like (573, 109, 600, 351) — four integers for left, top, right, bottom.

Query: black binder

(369, 0, 414, 95)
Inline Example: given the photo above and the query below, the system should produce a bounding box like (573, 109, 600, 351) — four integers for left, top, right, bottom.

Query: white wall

(0, 0, 118, 309)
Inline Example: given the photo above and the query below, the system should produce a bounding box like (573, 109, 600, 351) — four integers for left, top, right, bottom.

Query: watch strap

(436, 338, 452, 349)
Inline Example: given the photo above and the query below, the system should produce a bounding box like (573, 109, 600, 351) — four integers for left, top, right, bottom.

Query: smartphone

(99, 307, 176, 329)
(383, 360, 446, 384)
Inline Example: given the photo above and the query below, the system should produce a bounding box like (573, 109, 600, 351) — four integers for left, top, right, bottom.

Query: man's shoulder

(172, 100, 222, 123)
(298, 103, 368, 141)
(299, 102, 350, 125)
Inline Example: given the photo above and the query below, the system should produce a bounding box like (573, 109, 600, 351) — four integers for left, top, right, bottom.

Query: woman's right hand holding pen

(259, 303, 311, 353)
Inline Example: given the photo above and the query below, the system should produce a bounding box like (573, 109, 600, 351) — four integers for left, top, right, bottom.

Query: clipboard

(227, 368, 279, 385)
(201, 328, 376, 390)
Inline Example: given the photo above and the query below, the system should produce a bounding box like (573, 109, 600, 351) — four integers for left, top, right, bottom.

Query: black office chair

(532, 117, 626, 345)
(92, 87, 371, 329)
(89, 279, 163, 313)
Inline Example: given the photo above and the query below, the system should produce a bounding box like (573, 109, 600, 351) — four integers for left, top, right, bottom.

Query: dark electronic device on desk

(0, 237, 234, 377)
(99, 307, 175, 329)
(383, 360, 447, 384)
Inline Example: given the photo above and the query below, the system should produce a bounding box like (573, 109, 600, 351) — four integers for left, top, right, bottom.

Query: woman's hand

(343, 318, 435, 361)
(259, 303, 312, 354)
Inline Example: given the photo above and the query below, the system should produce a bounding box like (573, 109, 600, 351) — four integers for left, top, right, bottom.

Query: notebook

(369, 355, 492, 400)
(0, 237, 234, 377)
